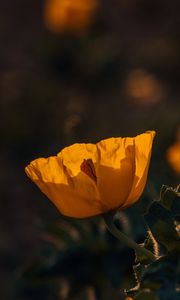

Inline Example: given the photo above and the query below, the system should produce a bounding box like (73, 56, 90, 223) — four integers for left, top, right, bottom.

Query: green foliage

(129, 185, 180, 300)
(144, 201, 180, 253)
(19, 185, 180, 299)
(160, 185, 180, 217)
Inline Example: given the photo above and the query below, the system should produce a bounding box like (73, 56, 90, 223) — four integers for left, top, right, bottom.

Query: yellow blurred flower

(44, 0, 98, 35)
(166, 130, 180, 174)
(25, 131, 155, 218)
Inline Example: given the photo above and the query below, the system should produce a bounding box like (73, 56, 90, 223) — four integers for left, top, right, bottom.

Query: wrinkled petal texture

(25, 155, 101, 218)
(25, 131, 155, 218)
(123, 131, 156, 209)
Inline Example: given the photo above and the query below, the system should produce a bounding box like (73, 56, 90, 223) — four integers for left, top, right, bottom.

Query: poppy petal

(96, 137, 135, 210)
(25, 155, 103, 218)
(122, 131, 156, 209)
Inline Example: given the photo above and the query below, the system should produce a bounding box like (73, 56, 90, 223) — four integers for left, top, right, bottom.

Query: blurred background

(0, 0, 180, 299)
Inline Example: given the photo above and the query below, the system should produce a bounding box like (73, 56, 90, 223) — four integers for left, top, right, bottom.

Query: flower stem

(103, 213, 156, 262)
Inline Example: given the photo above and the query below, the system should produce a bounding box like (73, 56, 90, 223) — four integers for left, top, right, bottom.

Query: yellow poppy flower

(44, 0, 98, 35)
(166, 142, 180, 174)
(25, 131, 155, 218)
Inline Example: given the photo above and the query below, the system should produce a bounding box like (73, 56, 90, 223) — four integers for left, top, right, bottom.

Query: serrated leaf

(135, 247, 152, 265)
(144, 201, 180, 252)
(135, 232, 159, 265)
(133, 263, 145, 284)
(144, 231, 160, 257)
(141, 255, 178, 291)
(160, 185, 180, 217)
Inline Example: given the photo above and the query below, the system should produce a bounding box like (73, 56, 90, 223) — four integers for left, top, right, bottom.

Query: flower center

(80, 158, 97, 183)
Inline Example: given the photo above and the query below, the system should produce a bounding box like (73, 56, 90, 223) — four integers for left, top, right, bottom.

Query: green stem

(103, 213, 156, 262)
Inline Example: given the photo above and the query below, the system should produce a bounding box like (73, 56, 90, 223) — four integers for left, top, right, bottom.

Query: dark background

(0, 0, 180, 299)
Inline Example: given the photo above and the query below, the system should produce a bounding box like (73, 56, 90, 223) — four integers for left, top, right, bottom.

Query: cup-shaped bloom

(44, 0, 98, 35)
(166, 142, 180, 174)
(25, 131, 155, 218)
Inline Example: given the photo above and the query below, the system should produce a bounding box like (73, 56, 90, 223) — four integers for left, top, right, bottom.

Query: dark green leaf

(144, 201, 180, 252)
(135, 232, 160, 265)
(160, 185, 180, 217)
(141, 255, 178, 291)
(135, 247, 152, 265)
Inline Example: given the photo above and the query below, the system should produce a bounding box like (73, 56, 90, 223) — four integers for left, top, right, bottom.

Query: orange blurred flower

(124, 69, 164, 106)
(25, 131, 155, 218)
(44, 0, 98, 35)
(166, 129, 180, 174)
